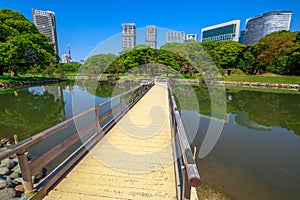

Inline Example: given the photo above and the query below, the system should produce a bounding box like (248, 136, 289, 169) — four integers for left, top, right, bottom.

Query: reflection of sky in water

(28, 86, 44, 95)
(27, 84, 112, 120)
(62, 85, 110, 118)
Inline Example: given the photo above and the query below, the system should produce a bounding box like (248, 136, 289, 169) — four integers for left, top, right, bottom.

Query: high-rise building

(244, 11, 292, 44)
(67, 43, 72, 63)
(122, 23, 136, 50)
(166, 31, 185, 43)
(186, 34, 198, 42)
(239, 30, 245, 44)
(201, 20, 240, 42)
(146, 25, 157, 49)
(61, 44, 72, 63)
(61, 54, 69, 63)
(32, 9, 59, 54)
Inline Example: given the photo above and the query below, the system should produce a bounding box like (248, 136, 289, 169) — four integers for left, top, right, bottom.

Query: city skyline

(1, 0, 299, 61)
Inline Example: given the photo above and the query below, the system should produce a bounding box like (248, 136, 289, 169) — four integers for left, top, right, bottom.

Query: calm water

(1, 82, 300, 199)
(0, 81, 132, 141)
(174, 85, 300, 200)
(0, 81, 132, 173)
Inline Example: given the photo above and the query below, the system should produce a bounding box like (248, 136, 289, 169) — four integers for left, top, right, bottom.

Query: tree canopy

(83, 45, 192, 77)
(0, 9, 58, 76)
(254, 31, 300, 75)
(83, 53, 116, 75)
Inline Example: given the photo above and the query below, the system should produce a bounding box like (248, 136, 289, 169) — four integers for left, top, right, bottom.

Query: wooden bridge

(0, 80, 201, 200)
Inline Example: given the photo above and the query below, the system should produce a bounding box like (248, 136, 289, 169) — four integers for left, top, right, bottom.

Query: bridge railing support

(167, 82, 201, 200)
(17, 149, 34, 194)
(0, 81, 154, 199)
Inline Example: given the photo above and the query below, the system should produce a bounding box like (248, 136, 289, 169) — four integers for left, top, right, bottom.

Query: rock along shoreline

(170, 79, 300, 90)
(0, 78, 64, 88)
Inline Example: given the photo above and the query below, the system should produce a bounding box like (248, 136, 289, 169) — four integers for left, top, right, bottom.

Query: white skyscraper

(166, 31, 185, 43)
(32, 9, 59, 54)
(146, 25, 157, 49)
(122, 23, 136, 50)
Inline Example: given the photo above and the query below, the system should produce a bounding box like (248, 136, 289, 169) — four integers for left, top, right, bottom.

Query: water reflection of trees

(173, 84, 300, 135)
(0, 87, 65, 141)
(228, 89, 300, 135)
(84, 81, 132, 98)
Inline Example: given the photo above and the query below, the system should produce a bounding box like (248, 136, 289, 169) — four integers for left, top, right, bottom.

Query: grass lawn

(223, 75, 300, 84)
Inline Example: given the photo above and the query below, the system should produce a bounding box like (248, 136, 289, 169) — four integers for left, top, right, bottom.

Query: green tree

(0, 9, 58, 76)
(236, 46, 256, 74)
(203, 41, 244, 69)
(83, 53, 116, 75)
(110, 45, 187, 74)
(254, 30, 299, 74)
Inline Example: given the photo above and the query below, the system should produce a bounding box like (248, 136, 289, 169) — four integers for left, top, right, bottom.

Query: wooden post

(173, 111, 177, 136)
(120, 96, 123, 113)
(131, 92, 134, 103)
(17, 149, 35, 194)
(182, 165, 191, 200)
(14, 134, 18, 144)
(95, 109, 100, 134)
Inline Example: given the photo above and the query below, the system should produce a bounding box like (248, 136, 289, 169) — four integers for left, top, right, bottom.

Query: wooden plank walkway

(44, 83, 178, 200)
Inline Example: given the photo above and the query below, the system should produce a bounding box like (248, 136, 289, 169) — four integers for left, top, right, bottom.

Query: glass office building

(201, 20, 240, 42)
(244, 11, 292, 44)
(239, 30, 245, 44)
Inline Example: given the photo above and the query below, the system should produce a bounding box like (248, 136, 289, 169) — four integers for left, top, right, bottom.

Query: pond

(174, 84, 300, 200)
(1, 82, 300, 199)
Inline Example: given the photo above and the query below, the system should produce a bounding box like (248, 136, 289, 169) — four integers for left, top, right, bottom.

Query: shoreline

(0, 78, 64, 88)
(1, 77, 299, 91)
(170, 79, 300, 90)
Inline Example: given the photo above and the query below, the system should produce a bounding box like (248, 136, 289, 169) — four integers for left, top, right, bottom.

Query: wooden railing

(0, 81, 154, 199)
(167, 83, 201, 199)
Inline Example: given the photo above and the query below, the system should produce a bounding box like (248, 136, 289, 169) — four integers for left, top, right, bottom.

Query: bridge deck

(44, 83, 177, 200)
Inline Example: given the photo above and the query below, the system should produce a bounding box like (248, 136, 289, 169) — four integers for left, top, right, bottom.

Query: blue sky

(1, 0, 300, 61)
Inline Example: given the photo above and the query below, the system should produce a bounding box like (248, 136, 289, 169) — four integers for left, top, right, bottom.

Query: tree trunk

(10, 70, 17, 76)
(0, 66, 3, 76)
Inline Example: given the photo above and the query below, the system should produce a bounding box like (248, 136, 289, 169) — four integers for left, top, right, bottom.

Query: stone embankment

(0, 79, 63, 88)
(170, 79, 300, 90)
(0, 138, 45, 199)
(212, 81, 300, 90)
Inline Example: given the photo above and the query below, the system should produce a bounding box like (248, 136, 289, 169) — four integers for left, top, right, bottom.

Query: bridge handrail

(167, 82, 201, 198)
(0, 81, 154, 196)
